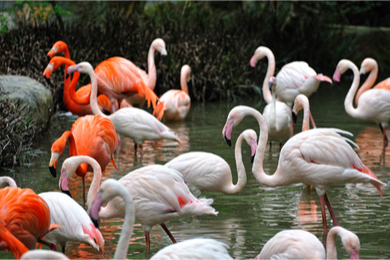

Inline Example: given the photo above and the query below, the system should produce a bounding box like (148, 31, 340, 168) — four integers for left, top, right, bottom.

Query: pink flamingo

(61, 156, 218, 258)
(255, 226, 360, 259)
(153, 64, 191, 122)
(165, 129, 257, 196)
(333, 59, 390, 164)
(222, 105, 385, 236)
(250, 46, 292, 141)
(357, 57, 390, 106)
(67, 62, 180, 157)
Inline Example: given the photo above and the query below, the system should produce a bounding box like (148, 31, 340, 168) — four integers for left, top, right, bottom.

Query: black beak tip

(61, 189, 72, 198)
(49, 166, 56, 178)
(292, 112, 298, 124)
(66, 72, 70, 80)
(91, 217, 99, 229)
(251, 154, 255, 164)
(162, 54, 167, 62)
(44, 76, 51, 85)
(47, 56, 51, 63)
(224, 136, 232, 147)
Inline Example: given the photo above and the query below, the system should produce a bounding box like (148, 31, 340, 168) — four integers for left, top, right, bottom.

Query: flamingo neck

(84, 158, 103, 210)
(88, 66, 108, 118)
(301, 99, 311, 132)
(356, 65, 377, 106)
(0, 177, 17, 188)
(262, 50, 276, 104)
(147, 45, 157, 90)
(344, 61, 362, 119)
(239, 107, 284, 187)
(326, 226, 342, 259)
(113, 187, 135, 260)
(180, 69, 189, 95)
(268, 92, 278, 132)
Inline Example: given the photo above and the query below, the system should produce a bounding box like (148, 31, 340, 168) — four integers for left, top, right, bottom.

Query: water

(1, 80, 390, 259)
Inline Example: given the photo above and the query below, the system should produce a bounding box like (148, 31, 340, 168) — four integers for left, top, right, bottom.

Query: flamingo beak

(59, 170, 72, 198)
(89, 192, 102, 228)
(49, 152, 59, 177)
(222, 119, 234, 147)
(350, 249, 359, 260)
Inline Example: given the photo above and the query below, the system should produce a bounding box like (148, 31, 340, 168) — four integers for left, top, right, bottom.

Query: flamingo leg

(319, 195, 328, 245)
(62, 245, 66, 254)
(160, 223, 177, 243)
(379, 125, 388, 166)
(134, 143, 138, 157)
(144, 231, 150, 259)
(82, 176, 85, 208)
(324, 193, 339, 226)
(310, 113, 317, 129)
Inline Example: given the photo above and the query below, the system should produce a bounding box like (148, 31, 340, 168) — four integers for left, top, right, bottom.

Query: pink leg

(379, 125, 388, 165)
(145, 231, 150, 259)
(310, 113, 317, 129)
(160, 223, 177, 243)
(319, 195, 328, 244)
(82, 176, 85, 208)
(324, 193, 339, 226)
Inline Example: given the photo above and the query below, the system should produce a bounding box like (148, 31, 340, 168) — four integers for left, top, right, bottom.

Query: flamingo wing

(374, 77, 390, 91)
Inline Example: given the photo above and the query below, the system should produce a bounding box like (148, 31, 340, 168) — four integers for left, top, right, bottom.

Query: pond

(1, 79, 390, 259)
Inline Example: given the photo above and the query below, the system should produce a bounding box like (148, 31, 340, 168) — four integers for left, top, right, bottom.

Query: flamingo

(333, 59, 390, 164)
(0, 187, 61, 258)
(0, 176, 17, 188)
(292, 94, 314, 132)
(38, 192, 104, 255)
(150, 238, 233, 259)
(153, 64, 191, 122)
(21, 250, 70, 259)
(49, 114, 118, 207)
(164, 129, 257, 196)
(250, 46, 293, 140)
(43, 56, 116, 115)
(60, 155, 218, 257)
(126, 38, 168, 108)
(255, 226, 360, 259)
(221, 105, 385, 236)
(67, 62, 180, 157)
(357, 57, 390, 106)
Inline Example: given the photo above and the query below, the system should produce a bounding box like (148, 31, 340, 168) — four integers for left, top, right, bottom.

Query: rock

(0, 75, 54, 132)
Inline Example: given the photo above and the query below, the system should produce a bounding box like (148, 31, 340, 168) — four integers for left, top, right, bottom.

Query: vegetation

(1, 1, 390, 165)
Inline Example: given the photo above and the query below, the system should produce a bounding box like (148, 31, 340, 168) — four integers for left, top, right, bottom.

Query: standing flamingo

(292, 94, 314, 132)
(43, 56, 115, 115)
(255, 226, 360, 259)
(0, 187, 61, 258)
(150, 238, 233, 259)
(153, 64, 191, 122)
(250, 46, 293, 140)
(333, 59, 390, 164)
(60, 156, 218, 257)
(126, 38, 168, 108)
(222, 105, 385, 236)
(357, 57, 390, 106)
(67, 62, 180, 157)
(165, 129, 257, 196)
(49, 114, 118, 206)
(38, 192, 104, 255)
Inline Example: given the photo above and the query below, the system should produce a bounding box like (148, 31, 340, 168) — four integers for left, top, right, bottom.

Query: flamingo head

(292, 95, 305, 123)
(250, 46, 270, 67)
(59, 156, 88, 198)
(359, 57, 376, 76)
(83, 224, 105, 255)
(222, 106, 248, 147)
(338, 227, 360, 260)
(49, 131, 70, 177)
(182, 64, 191, 82)
(47, 40, 68, 58)
(243, 129, 258, 164)
(152, 38, 168, 58)
(333, 59, 354, 82)
(68, 62, 94, 76)
(269, 76, 276, 90)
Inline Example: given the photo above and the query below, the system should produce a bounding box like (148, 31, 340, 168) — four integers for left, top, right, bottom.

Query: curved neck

(180, 69, 189, 95)
(147, 45, 157, 90)
(0, 177, 17, 188)
(88, 67, 108, 118)
(113, 187, 135, 259)
(85, 158, 103, 210)
(239, 107, 285, 187)
(356, 65, 377, 106)
(262, 50, 276, 104)
(301, 100, 311, 132)
(344, 62, 362, 119)
(226, 131, 248, 194)
(326, 227, 341, 259)
(269, 92, 277, 132)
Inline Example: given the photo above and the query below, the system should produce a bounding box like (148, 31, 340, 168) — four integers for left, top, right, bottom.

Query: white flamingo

(222, 105, 385, 235)
(334, 59, 390, 163)
(250, 46, 292, 144)
(67, 62, 180, 157)
(165, 129, 257, 196)
(60, 155, 218, 257)
(153, 64, 191, 122)
(21, 250, 70, 259)
(255, 226, 360, 259)
(38, 192, 104, 255)
(150, 238, 233, 259)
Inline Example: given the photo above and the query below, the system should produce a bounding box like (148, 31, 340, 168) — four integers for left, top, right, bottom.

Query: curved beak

(250, 139, 257, 164)
(59, 170, 72, 198)
(67, 64, 80, 75)
(49, 152, 59, 177)
(292, 111, 298, 124)
(350, 249, 359, 260)
(222, 119, 234, 147)
(89, 192, 102, 228)
(161, 53, 167, 63)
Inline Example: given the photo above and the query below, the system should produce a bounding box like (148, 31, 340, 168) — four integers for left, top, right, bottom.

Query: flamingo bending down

(153, 64, 191, 122)
(292, 94, 313, 132)
(255, 226, 360, 259)
(49, 114, 118, 207)
(67, 62, 180, 157)
(38, 192, 104, 255)
(250, 46, 293, 140)
(165, 129, 257, 196)
(333, 59, 390, 164)
(0, 176, 17, 188)
(43, 56, 116, 116)
(150, 238, 233, 259)
(357, 57, 390, 106)
(61, 156, 218, 257)
(126, 38, 168, 107)
(0, 187, 61, 258)
(222, 105, 385, 236)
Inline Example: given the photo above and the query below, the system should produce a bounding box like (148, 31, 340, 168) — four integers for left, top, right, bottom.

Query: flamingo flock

(1, 38, 388, 260)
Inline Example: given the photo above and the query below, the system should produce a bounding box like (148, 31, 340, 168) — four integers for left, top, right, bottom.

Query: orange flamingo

(0, 187, 61, 259)
(153, 64, 191, 122)
(43, 56, 115, 116)
(49, 115, 118, 207)
(357, 57, 390, 106)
